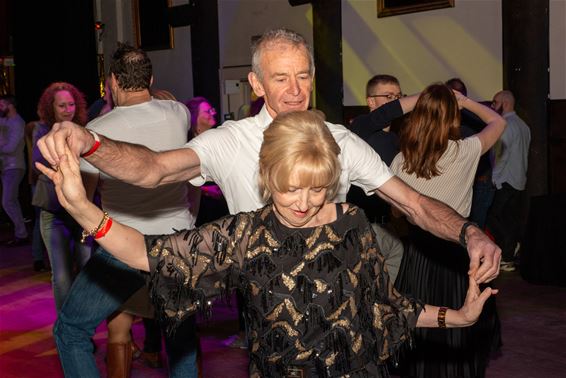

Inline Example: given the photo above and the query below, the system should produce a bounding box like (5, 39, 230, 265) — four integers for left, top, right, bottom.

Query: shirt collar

(502, 111, 516, 119)
(257, 104, 273, 130)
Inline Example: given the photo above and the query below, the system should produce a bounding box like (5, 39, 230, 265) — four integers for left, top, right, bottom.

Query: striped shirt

(390, 136, 482, 217)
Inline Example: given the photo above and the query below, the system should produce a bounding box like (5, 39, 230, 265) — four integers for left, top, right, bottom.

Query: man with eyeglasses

(350, 74, 403, 165)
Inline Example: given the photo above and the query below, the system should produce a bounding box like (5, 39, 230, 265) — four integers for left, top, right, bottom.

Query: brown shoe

(142, 351, 164, 369)
(106, 342, 133, 378)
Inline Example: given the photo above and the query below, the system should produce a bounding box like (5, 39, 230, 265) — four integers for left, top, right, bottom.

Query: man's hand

(35, 143, 89, 215)
(466, 225, 501, 283)
(376, 177, 502, 283)
(37, 121, 94, 166)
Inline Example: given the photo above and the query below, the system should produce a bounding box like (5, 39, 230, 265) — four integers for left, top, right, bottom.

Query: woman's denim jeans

(40, 210, 92, 311)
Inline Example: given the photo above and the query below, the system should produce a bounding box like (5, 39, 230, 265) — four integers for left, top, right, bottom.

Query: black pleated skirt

(394, 225, 501, 378)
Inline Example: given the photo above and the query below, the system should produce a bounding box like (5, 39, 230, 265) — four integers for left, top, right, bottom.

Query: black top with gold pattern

(145, 204, 423, 377)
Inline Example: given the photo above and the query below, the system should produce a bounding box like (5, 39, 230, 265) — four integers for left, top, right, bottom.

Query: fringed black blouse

(145, 204, 423, 377)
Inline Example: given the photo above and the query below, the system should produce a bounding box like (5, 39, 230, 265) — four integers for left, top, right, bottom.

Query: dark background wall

(11, 0, 99, 122)
(502, 0, 549, 196)
(0, 0, 13, 56)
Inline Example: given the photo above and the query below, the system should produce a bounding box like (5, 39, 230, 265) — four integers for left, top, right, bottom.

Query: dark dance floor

(1, 226, 565, 377)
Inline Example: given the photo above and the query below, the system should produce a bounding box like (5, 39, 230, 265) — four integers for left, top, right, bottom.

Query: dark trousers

(486, 183, 526, 261)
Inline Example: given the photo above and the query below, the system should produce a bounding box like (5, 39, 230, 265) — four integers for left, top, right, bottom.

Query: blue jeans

(1, 168, 28, 238)
(40, 210, 92, 311)
(54, 247, 197, 378)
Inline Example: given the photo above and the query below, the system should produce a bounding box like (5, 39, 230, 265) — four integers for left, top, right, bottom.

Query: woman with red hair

(33, 82, 92, 311)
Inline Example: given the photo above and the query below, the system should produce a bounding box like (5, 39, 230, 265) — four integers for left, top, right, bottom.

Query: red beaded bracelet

(81, 130, 101, 157)
(94, 217, 113, 240)
(80, 211, 109, 243)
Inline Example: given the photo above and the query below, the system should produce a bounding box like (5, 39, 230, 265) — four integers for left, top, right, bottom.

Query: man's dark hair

(366, 74, 400, 97)
(445, 78, 467, 96)
(109, 42, 152, 91)
(0, 94, 17, 107)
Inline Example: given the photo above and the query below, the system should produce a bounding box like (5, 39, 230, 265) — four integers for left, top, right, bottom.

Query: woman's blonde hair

(258, 110, 341, 202)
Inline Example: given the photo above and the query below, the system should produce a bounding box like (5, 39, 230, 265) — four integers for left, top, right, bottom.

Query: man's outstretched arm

(38, 121, 201, 187)
(376, 176, 501, 283)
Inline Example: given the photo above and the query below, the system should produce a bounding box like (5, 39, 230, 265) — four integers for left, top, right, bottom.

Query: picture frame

(377, 0, 455, 18)
(132, 0, 174, 51)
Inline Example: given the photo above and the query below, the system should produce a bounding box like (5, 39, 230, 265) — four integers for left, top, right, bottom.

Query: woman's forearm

(71, 200, 150, 271)
(416, 304, 470, 328)
(462, 98, 501, 125)
(462, 98, 506, 154)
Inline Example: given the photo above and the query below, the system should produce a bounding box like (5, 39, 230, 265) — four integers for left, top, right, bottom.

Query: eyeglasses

(367, 93, 404, 100)
(204, 108, 216, 115)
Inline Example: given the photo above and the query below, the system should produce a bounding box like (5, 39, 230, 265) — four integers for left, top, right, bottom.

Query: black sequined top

(145, 204, 423, 377)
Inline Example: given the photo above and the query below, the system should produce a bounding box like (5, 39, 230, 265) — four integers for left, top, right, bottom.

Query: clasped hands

(35, 141, 88, 215)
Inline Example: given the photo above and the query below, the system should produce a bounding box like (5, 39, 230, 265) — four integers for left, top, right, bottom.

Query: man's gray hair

(251, 28, 315, 80)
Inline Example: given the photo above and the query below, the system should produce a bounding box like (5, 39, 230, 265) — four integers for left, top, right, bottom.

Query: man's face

(366, 83, 402, 111)
(0, 100, 8, 117)
(491, 95, 503, 115)
(248, 42, 313, 118)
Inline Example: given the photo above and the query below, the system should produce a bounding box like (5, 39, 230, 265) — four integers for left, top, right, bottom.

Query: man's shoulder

(324, 120, 361, 146)
(324, 120, 349, 134)
(86, 110, 120, 132)
(505, 113, 530, 136)
(3, 114, 25, 127)
(187, 119, 248, 151)
(14, 114, 25, 126)
(216, 115, 264, 138)
(222, 114, 260, 127)
(152, 98, 188, 112)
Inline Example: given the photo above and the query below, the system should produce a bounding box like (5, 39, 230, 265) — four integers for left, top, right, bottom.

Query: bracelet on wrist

(438, 306, 448, 328)
(94, 217, 113, 240)
(80, 211, 111, 243)
(81, 130, 101, 158)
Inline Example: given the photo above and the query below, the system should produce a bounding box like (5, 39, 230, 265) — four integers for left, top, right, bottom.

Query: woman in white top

(391, 83, 506, 378)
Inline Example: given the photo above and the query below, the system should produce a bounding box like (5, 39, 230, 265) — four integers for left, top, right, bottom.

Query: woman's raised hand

(456, 276, 498, 326)
(452, 89, 469, 109)
(35, 142, 88, 215)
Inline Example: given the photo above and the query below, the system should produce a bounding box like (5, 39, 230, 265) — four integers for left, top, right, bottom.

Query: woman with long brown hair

(391, 83, 506, 378)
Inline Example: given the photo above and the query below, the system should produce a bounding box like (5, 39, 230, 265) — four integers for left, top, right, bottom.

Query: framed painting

(377, 0, 454, 18)
(132, 0, 174, 50)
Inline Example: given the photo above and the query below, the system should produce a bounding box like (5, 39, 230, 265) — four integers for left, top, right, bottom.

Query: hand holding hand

(37, 121, 95, 166)
(466, 225, 501, 283)
(35, 143, 89, 215)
